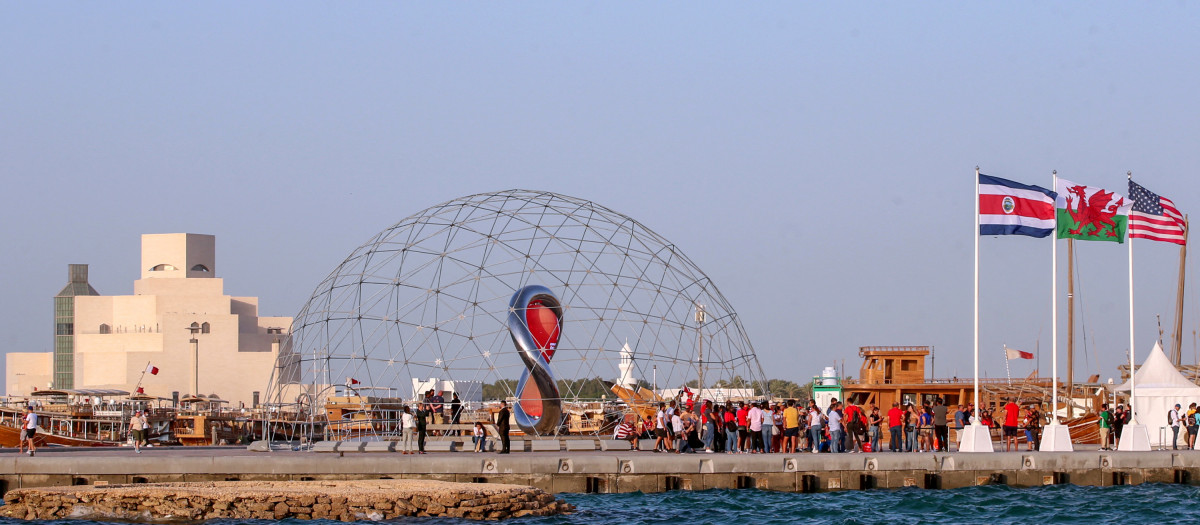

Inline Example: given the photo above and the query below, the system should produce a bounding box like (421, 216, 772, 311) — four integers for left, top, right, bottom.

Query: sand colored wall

(62, 233, 290, 406)
(6, 352, 53, 396)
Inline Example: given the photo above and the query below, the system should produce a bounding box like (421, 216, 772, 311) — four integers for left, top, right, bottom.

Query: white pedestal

(1038, 423, 1074, 452)
(958, 424, 994, 452)
(1116, 423, 1151, 451)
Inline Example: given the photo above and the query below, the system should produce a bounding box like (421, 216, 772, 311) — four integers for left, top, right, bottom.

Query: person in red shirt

(1003, 398, 1021, 452)
(736, 402, 750, 453)
(887, 402, 904, 452)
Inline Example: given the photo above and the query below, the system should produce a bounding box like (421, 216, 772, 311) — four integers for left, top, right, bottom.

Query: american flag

(1128, 180, 1187, 245)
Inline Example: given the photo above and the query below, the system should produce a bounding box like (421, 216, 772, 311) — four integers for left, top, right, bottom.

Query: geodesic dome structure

(266, 189, 767, 435)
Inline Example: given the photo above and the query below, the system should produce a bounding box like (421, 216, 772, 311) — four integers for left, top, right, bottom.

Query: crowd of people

(616, 396, 1056, 453)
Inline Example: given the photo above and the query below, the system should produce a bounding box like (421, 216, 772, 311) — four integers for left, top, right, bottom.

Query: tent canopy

(1112, 341, 1200, 447)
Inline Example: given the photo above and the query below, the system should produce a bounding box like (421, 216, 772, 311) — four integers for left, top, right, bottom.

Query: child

(472, 422, 487, 452)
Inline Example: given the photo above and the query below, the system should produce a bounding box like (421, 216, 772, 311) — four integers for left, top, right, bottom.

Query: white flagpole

(1004, 345, 1012, 385)
(1051, 171, 1059, 424)
(962, 167, 992, 452)
(1128, 170, 1137, 424)
(1041, 171, 1071, 451)
(974, 167, 981, 425)
(1120, 170, 1150, 450)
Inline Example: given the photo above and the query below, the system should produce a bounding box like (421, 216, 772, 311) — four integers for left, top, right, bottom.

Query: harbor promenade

(1, 444, 1198, 494)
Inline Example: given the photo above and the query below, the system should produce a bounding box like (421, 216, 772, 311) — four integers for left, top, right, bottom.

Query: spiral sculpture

(507, 285, 565, 435)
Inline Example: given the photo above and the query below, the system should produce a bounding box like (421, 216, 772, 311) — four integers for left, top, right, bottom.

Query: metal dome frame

(265, 189, 768, 439)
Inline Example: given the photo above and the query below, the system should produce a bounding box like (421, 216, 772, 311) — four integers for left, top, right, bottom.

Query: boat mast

(1172, 216, 1188, 365)
(1066, 238, 1075, 418)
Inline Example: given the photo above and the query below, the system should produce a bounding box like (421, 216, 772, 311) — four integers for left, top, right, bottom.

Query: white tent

(1113, 341, 1200, 447)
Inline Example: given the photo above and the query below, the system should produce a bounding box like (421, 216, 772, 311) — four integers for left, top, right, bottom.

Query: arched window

(99, 324, 111, 334)
(150, 264, 178, 271)
(201, 322, 211, 334)
(191, 264, 210, 272)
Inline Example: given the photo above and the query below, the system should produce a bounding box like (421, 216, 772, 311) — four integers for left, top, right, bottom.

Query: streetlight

(187, 325, 201, 396)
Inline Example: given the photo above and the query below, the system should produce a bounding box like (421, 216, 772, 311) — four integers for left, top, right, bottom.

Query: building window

(191, 264, 210, 272)
(99, 324, 111, 334)
(201, 322, 211, 334)
(150, 264, 178, 271)
(56, 323, 74, 336)
(267, 328, 283, 335)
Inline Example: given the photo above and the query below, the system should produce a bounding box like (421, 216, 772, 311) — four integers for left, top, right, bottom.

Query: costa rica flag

(979, 174, 1057, 238)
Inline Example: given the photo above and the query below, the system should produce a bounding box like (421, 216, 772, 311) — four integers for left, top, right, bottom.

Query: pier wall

(2, 449, 1199, 494)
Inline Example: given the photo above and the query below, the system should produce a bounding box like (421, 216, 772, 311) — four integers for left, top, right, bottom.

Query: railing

(843, 377, 1040, 386)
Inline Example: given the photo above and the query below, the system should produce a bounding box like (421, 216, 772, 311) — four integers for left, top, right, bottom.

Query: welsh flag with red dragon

(1054, 178, 1132, 243)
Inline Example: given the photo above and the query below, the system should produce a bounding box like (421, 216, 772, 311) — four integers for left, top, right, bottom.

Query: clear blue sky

(3, 3, 1200, 390)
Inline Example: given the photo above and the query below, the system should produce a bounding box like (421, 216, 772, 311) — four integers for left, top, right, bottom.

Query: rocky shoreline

(0, 479, 574, 521)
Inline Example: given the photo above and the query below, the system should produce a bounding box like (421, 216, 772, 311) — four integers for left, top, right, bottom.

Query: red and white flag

(1128, 180, 1187, 245)
(136, 386, 145, 394)
(145, 364, 159, 375)
(1005, 346, 1033, 360)
(347, 377, 360, 385)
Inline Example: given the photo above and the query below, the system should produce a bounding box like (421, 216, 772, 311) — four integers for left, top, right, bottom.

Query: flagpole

(1051, 171, 1059, 425)
(961, 167, 992, 452)
(1128, 171, 1137, 425)
(1120, 171, 1150, 450)
(974, 167, 981, 426)
(134, 360, 150, 393)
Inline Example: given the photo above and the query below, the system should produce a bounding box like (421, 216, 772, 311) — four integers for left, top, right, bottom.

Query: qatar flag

(145, 364, 159, 375)
(1005, 347, 1034, 360)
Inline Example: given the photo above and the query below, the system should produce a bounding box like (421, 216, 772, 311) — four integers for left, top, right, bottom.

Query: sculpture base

(1116, 424, 1151, 451)
(957, 424, 994, 452)
(1038, 423, 1074, 452)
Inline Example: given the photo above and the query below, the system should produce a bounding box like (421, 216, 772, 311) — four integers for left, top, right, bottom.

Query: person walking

(400, 406, 416, 454)
(496, 400, 511, 454)
(129, 410, 146, 454)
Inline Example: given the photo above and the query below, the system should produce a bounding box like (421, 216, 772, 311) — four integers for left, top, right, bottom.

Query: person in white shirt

(401, 406, 416, 455)
(747, 403, 764, 453)
(827, 403, 844, 453)
(19, 407, 37, 456)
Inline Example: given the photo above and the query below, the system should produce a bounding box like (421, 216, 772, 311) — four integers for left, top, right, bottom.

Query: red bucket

(861, 442, 872, 453)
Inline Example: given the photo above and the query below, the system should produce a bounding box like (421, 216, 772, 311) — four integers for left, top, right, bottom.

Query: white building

(6, 234, 291, 406)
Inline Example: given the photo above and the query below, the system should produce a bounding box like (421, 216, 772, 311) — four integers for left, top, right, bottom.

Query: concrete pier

(0, 446, 1197, 495)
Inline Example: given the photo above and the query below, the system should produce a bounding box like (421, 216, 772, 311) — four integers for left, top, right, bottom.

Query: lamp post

(187, 325, 201, 396)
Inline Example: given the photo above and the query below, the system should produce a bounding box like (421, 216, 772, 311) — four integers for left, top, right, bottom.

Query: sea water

(0, 484, 1193, 525)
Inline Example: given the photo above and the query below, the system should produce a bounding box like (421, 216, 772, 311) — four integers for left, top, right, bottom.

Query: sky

(3, 3, 1200, 391)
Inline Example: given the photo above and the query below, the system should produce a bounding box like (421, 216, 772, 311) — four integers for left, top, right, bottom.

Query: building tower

(617, 340, 637, 390)
(53, 264, 99, 389)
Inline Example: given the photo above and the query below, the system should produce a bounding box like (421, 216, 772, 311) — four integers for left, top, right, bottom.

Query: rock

(0, 480, 572, 522)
